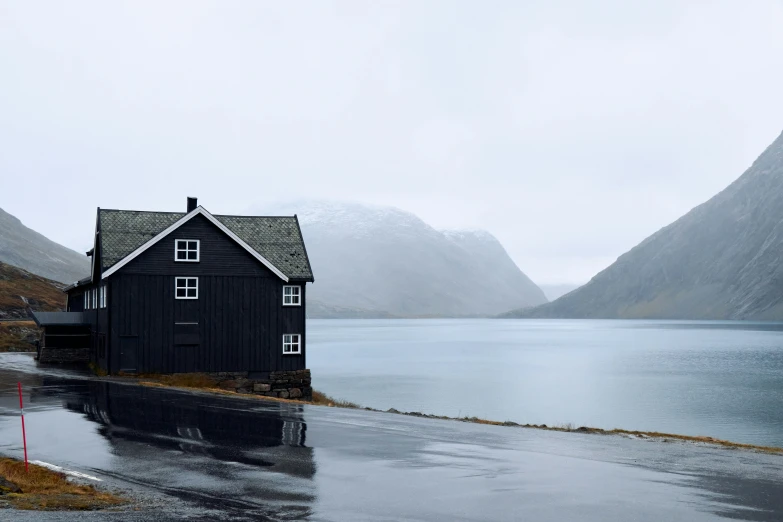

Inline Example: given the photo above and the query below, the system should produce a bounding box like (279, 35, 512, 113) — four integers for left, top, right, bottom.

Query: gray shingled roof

(99, 209, 313, 281)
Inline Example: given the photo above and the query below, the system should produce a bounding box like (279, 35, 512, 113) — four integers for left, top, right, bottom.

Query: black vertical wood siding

(108, 274, 306, 373)
(68, 291, 85, 312)
(105, 214, 307, 374)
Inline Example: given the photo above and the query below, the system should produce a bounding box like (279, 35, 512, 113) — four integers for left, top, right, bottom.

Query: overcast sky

(2, 1, 783, 285)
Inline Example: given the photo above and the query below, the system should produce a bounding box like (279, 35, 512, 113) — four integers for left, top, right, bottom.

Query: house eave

(63, 276, 92, 292)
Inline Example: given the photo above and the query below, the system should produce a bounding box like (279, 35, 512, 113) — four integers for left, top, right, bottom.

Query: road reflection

(35, 377, 317, 517)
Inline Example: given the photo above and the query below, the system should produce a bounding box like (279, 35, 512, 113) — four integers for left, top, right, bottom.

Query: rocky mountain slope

(506, 130, 783, 320)
(254, 201, 547, 317)
(0, 261, 66, 351)
(0, 207, 90, 284)
(0, 261, 66, 320)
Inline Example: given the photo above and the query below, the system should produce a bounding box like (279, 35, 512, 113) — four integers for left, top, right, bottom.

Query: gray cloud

(2, 0, 783, 284)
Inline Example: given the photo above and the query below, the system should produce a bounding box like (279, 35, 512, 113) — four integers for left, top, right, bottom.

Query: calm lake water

(308, 319, 783, 447)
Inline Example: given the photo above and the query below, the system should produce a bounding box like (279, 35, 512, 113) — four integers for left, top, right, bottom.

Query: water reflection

(34, 377, 317, 517)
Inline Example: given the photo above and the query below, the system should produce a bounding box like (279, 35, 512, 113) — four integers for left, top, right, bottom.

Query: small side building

(33, 197, 314, 397)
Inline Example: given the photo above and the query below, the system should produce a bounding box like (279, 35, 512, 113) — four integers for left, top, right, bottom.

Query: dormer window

(175, 239, 200, 262)
(283, 285, 301, 306)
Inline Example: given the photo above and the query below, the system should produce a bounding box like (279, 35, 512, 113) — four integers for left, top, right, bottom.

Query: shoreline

(110, 375, 783, 456)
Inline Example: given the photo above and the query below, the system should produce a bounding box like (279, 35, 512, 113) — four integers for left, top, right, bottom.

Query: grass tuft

(88, 362, 108, 377)
(0, 458, 125, 511)
(311, 390, 360, 408)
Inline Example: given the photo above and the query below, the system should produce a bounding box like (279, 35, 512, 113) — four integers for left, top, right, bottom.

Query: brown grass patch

(606, 429, 783, 453)
(0, 458, 125, 511)
(130, 372, 218, 389)
(88, 362, 108, 377)
(311, 390, 360, 409)
(0, 262, 65, 318)
(0, 321, 40, 352)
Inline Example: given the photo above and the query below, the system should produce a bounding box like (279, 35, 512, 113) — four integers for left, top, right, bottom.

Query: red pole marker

(18, 382, 28, 472)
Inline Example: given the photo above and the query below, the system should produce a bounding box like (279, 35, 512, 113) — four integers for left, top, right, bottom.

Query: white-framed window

(175, 239, 200, 262)
(84, 292, 88, 309)
(175, 277, 198, 299)
(92, 288, 97, 309)
(99, 285, 107, 308)
(283, 333, 301, 354)
(283, 285, 301, 306)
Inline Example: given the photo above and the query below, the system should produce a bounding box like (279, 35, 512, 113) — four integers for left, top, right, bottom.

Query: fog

(2, 1, 783, 285)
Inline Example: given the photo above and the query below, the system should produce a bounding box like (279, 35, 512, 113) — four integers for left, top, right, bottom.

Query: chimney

(187, 197, 198, 212)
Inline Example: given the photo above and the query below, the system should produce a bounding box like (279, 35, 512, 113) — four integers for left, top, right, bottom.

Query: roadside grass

(0, 458, 125, 511)
(311, 390, 360, 409)
(131, 372, 218, 389)
(606, 429, 783, 453)
(108, 373, 783, 456)
(115, 372, 362, 409)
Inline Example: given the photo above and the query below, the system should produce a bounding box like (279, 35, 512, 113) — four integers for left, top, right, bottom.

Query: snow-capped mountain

(250, 200, 547, 317)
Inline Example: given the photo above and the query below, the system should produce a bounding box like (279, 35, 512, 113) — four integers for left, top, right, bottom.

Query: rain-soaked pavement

(1, 353, 782, 521)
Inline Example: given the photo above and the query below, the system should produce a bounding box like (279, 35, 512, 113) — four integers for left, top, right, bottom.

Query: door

(119, 336, 138, 373)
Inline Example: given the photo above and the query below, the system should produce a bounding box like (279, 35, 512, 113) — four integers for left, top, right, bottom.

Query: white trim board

(101, 206, 289, 281)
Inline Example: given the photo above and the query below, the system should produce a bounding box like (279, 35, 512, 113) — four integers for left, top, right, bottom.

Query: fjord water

(308, 319, 783, 447)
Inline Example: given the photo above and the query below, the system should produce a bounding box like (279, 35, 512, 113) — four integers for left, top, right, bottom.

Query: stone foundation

(207, 369, 312, 401)
(38, 348, 90, 364)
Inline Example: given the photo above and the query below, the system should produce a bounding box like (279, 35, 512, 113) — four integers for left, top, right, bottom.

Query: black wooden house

(33, 198, 313, 376)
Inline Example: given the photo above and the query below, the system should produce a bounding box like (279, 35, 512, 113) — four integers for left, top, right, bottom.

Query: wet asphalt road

(1, 353, 782, 521)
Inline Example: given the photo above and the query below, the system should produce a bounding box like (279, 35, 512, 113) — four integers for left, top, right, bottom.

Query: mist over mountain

(506, 130, 783, 320)
(0, 207, 90, 284)
(253, 201, 547, 317)
(539, 284, 582, 302)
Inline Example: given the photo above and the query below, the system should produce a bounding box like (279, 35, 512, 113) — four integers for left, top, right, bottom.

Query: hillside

(254, 201, 547, 317)
(0, 207, 90, 284)
(0, 261, 66, 319)
(506, 130, 783, 320)
(0, 261, 66, 351)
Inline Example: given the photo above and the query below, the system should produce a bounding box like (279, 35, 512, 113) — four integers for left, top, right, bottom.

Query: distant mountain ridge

(506, 130, 783, 320)
(0, 207, 90, 284)
(253, 201, 547, 317)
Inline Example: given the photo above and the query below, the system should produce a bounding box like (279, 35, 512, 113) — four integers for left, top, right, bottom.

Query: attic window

(175, 277, 198, 299)
(283, 285, 301, 306)
(175, 239, 200, 262)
